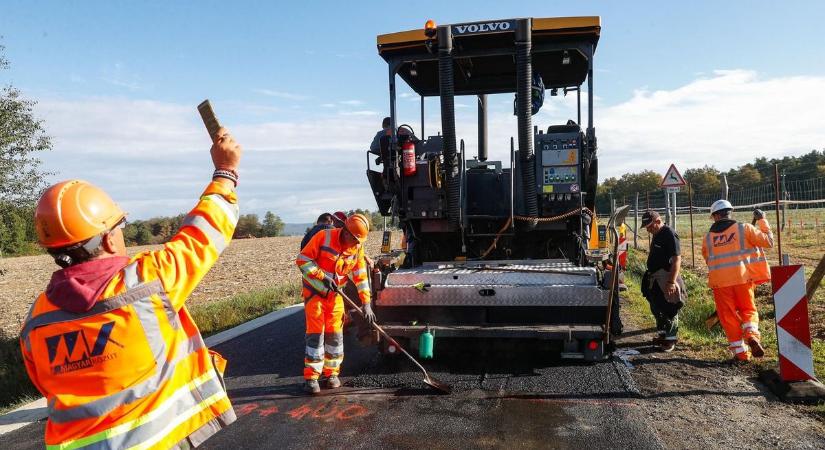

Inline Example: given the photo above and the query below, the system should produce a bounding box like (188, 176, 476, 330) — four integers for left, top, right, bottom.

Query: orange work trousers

(711, 282, 760, 359)
(304, 293, 345, 380)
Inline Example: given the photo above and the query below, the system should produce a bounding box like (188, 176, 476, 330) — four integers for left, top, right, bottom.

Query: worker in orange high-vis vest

(701, 200, 773, 361)
(20, 127, 242, 449)
(296, 214, 374, 395)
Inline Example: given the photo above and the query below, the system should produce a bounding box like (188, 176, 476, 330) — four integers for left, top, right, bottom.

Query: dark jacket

(300, 224, 333, 250)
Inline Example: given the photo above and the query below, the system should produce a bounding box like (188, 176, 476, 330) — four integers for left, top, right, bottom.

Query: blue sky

(2, 1, 825, 222)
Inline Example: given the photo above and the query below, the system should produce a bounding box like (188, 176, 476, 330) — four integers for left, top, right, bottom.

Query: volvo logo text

(453, 21, 512, 35)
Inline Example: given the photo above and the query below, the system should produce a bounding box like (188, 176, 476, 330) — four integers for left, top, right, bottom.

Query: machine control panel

(535, 130, 582, 197)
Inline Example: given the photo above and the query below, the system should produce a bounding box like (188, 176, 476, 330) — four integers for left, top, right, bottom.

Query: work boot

(733, 351, 752, 362)
(325, 375, 342, 389)
(659, 340, 676, 353)
(747, 337, 765, 358)
(304, 380, 321, 395)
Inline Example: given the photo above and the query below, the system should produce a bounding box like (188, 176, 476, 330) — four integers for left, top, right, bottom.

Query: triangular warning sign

(660, 164, 686, 187)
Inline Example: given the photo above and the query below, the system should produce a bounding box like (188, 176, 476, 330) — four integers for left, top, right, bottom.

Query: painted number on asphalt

(235, 401, 369, 422)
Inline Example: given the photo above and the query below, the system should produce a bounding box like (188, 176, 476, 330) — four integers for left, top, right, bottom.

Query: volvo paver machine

(366, 17, 624, 360)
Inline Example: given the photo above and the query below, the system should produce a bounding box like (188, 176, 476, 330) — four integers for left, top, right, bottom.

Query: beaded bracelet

(213, 169, 239, 187)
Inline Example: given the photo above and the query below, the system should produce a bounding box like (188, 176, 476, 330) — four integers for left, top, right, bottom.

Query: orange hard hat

(35, 180, 126, 249)
(344, 213, 370, 243)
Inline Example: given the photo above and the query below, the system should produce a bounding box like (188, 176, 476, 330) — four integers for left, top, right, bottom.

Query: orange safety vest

(702, 218, 773, 289)
(20, 182, 239, 450)
(296, 228, 371, 304)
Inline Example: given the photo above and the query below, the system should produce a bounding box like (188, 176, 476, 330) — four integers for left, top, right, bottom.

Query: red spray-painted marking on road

(336, 404, 368, 420)
(236, 403, 260, 416)
(236, 398, 370, 422)
(257, 405, 279, 417)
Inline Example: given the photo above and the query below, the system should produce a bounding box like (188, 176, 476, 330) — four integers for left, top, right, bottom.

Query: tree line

(123, 211, 285, 246)
(594, 150, 825, 212)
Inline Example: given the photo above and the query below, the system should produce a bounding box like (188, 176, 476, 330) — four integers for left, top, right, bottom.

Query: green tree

(684, 165, 722, 196)
(234, 214, 262, 238)
(261, 211, 284, 237)
(726, 164, 762, 190)
(0, 44, 52, 256)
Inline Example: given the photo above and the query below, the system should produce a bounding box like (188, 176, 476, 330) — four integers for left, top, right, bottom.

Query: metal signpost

(660, 164, 687, 230)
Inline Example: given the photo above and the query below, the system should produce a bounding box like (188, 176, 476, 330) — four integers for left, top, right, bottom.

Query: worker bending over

(20, 128, 242, 448)
(701, 200, 773, 361)
(296, 214, 375, 394)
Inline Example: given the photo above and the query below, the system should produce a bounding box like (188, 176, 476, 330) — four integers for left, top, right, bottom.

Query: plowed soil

(0, 231, 389, 337)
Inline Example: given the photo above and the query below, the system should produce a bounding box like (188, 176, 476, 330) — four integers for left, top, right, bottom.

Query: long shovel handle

(332, 285, 432, 377)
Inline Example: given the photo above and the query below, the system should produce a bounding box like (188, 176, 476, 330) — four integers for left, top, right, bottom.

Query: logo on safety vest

(712, 232, 736, 247)
(45, 322, 122, 375)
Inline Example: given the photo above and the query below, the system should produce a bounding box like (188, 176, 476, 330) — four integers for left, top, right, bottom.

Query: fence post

(774, 164, 783, 265)
(634, 192, 639, 249)
(688, 183, 695, 268)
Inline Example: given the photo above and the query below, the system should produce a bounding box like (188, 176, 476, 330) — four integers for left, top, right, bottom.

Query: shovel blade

(423, 375, 452, 394)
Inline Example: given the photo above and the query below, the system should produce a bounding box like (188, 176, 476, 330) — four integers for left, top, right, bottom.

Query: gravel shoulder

(617, 309, 825, 449)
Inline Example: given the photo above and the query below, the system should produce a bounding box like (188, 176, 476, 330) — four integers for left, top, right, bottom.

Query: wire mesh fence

(603, 175, 825, 270)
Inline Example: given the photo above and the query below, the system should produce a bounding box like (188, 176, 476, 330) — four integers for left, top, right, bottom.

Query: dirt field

(0, 231, 390, 337)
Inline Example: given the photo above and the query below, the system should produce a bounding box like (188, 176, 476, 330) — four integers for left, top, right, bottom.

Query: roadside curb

(0, 303, 304, 436)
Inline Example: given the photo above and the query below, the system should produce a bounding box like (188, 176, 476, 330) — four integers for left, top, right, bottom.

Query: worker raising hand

(211, 126, 242, 187)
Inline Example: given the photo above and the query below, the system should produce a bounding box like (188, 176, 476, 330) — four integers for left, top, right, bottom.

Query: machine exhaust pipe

(438, 25, 461, 227)
(477, 94, 488, 162)
(515, 19, 538, 221)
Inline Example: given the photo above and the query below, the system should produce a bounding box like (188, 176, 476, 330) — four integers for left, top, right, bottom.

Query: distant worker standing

(640, 210, 686, 352)
(296, 214, 375, 394)
(20, 128, 242, 449)
(300, 213, 334, 250)
(702, 200, 773, 361)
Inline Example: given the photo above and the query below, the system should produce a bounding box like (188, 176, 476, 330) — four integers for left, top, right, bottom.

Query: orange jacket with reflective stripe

(701, 218, 773, 289)
(296, 228, 371, 304)
(20, 181, 239, 450)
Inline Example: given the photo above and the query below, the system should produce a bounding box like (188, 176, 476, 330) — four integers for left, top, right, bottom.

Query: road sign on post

(660, 164, 685, 228)
(660, 164, 686, 188)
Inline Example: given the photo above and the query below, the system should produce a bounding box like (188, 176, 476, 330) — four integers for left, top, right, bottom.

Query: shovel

(328, 281, 452, 394)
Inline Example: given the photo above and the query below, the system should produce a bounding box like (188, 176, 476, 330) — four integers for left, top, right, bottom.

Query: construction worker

(20, 128, 242, 449)
(300, 213, 334, 250)
(369, 116, 391, 157)
(702, 200, 773, 361)
(640, 210, 686, 352)
(331, 211, 347, 228)
(296, 214, 375, 394)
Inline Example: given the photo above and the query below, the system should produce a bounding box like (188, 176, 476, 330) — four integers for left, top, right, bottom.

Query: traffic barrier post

(759, 264, 825, 403)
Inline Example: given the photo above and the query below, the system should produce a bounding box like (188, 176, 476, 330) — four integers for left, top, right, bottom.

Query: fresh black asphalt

(1, 311, 664, 449)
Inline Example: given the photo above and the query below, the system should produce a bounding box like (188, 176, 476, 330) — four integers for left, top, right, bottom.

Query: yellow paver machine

(365, 17, 628, 361)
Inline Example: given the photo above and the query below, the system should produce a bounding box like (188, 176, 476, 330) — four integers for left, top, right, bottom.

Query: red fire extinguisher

(402, 141, 417, 176)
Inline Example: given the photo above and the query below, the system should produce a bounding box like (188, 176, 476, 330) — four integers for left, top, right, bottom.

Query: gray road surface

(1, 312, 663, 449)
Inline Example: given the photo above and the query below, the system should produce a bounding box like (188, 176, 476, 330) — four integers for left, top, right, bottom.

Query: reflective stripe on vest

(202, 194, 240, 226)
(47, 371, 227, 450)
(181, 214, 227, 254)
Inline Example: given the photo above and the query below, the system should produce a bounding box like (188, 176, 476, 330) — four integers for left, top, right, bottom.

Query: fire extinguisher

(402, 141, 417, 176)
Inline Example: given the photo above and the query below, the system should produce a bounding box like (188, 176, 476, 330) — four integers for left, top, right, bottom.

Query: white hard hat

(710, 199, 733, 214)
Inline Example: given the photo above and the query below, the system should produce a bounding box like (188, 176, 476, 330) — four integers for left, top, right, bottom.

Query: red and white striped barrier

(770, 265, 816, 382)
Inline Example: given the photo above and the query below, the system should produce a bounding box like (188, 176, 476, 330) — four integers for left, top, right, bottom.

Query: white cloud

(253, 89, 310, 101)
(33, 70, 825, 222)
(101, 62, 144, 91)
(339, 100, 364, 106)
(338, 110, 377, 116)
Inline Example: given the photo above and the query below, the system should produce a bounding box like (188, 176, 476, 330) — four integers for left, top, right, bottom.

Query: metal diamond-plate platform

(378, 259, 607, 307)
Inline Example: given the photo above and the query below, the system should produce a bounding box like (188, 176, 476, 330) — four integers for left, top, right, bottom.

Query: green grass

(190, 282, 302, 336)
(624, 248, 823, 380)
(0, 334, 39, 414)
(0, 282, 302, 412)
